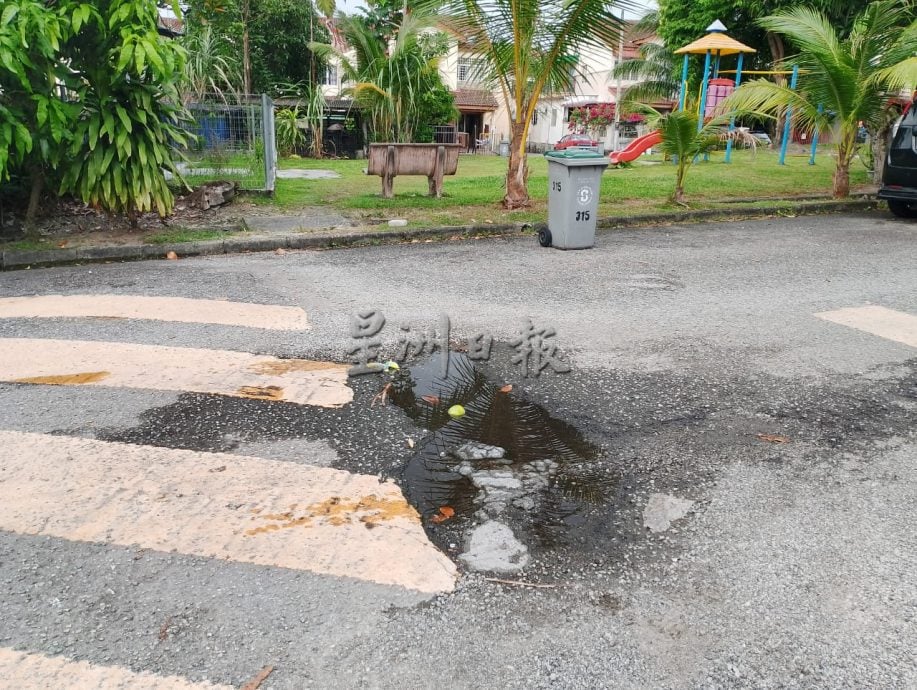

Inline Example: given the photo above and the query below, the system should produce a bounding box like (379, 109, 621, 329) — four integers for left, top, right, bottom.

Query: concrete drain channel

(386, 353, 620, 575)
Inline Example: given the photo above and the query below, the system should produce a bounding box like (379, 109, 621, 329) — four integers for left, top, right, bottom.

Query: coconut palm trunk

(431, 0, 633, 209)
(505, 123, 529, 208)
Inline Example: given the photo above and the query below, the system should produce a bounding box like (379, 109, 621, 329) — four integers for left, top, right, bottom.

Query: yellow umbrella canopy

(675, 32, 756, 56)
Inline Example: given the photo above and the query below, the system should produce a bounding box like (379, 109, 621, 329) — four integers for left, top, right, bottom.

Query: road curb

(0, 198, 881, 270)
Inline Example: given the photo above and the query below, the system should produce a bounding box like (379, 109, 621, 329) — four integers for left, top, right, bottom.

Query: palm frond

(872, 56, 917, 92)
(723, 79, 824, 135)
(315, 0, 335, 19)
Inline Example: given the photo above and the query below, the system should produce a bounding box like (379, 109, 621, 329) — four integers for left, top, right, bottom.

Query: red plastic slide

(608, 130, 662, 165)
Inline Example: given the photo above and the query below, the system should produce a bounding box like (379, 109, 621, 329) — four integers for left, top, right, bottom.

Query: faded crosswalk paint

(0, 294, 310, 330)
(815, 305, 917, 349)
(0, 338, 352, 407)
(0, 647, 232, 689)
(0, 431, 457, 594)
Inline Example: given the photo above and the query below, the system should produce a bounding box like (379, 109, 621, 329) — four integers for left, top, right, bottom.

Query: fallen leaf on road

(241, 665, 274, 690)
(165, 251, 178, 260)
(430, 506, 455, 524)
(498, 384, 513, 393)
(756, 433, 791, 444)
(421, 394, 440, 405)
(406, 438, 415, 449)
(57, 241, 68, 248)
(209, 465, 227, 473)
(275, 248, 287, 255)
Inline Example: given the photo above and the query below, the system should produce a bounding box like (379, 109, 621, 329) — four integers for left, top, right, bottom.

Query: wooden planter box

(367, 143, 463, 199)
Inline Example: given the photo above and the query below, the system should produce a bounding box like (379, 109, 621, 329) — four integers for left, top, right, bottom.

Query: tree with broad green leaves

(0, 0, 77, 232)
(1, 0, 190, 229)
(725, 1, 917, 199)
(61, 0, 191, 223)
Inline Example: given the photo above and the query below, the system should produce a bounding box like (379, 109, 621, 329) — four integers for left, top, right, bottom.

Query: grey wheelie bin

(541, 149, 609, 249)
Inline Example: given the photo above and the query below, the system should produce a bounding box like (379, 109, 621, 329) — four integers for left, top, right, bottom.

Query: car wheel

(887, 200, 917, 219)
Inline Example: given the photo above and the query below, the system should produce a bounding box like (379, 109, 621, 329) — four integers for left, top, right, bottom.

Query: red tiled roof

(454, 88, 499, 111)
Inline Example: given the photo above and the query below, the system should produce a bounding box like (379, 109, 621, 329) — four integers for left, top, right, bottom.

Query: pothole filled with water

(385, 352, 628, 573)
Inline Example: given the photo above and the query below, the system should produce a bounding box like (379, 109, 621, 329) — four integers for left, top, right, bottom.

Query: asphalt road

(0, 211, 915, 689)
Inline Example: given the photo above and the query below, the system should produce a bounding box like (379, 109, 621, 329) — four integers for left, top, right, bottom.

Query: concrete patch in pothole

(459, 521, 529, 574)
(643, 493, 695, 533)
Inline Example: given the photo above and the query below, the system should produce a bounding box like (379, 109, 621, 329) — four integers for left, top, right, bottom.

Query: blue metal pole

(808, 103, 823, 165)
(724, 52, 745, 164)
(697, 50, 712, 132)
(713, 53, 721, 78)
(678, 54, 689, 111)
(778, 64, 799, 165)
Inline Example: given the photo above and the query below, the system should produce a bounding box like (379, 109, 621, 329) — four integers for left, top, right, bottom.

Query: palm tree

(609, 11, 680, 109)
(725, 1, 917, 198)
(311, 11, 445, 143)
(611, 41, 680, 108)
(432, 0, 636, 208)
(645, 107, 745, 203)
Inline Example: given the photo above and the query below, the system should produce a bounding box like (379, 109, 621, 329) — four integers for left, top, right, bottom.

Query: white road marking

(0, 338, 352, 407)
(815, 305, 917, 349)
(0, 647, 232, 689)
(0, 431, 457, 594)
(0, 294, 310, 330)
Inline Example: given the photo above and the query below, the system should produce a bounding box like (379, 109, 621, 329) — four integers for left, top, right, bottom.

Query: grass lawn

(263, 148, 872, 228)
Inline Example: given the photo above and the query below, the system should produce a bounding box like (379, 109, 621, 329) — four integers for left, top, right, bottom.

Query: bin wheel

(538, 228, 552, 247)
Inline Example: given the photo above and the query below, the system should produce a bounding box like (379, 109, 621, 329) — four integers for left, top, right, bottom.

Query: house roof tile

(454, 88, 499, 111)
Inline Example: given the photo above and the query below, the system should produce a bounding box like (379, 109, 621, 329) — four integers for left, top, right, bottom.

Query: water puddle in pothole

(386, 353, 623, 556)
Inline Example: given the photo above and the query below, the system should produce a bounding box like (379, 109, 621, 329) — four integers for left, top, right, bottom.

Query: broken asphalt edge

(0, 198, 881, 270)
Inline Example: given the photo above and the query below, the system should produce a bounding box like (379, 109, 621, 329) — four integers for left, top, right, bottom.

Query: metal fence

(178, 94, 276, 192)
(432, 125, 457, 144)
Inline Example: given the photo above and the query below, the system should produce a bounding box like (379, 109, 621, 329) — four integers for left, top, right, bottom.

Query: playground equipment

(607, 20, 756, 165)
(609, 131, 662, 165)
(674, 20, 756, 163)
(607, 20, 817, 167)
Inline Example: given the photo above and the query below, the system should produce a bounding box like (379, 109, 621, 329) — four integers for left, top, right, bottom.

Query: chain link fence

(177, 95, 276, 192)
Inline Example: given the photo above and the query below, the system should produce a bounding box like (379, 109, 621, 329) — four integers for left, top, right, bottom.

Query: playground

(606, 20, 823, 168)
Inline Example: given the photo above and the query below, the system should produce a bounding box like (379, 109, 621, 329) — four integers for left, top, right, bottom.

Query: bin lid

(544, 148, 606, 159)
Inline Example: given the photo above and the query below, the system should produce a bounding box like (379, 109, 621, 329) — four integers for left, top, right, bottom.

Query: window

(457, 57, 472, 83)
(321, 64, 338, 86)
(531, 110, 539, 126)
(551, 108, 557, 126)
(458, 57, 485, 84)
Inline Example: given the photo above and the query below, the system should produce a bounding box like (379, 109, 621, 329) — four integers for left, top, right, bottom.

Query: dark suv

(878, 104, 917, 218)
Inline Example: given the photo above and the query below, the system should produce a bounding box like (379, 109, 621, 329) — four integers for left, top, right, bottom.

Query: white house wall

(461, 41, 647, 152)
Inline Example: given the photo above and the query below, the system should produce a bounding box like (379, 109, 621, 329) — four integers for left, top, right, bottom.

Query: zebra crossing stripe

(0, 338, 352, 407)
(0, 646, 232, 689)
(0, 431, 457, 594)
(0, 294, 310, 330)
(815, 305, 917, 349)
